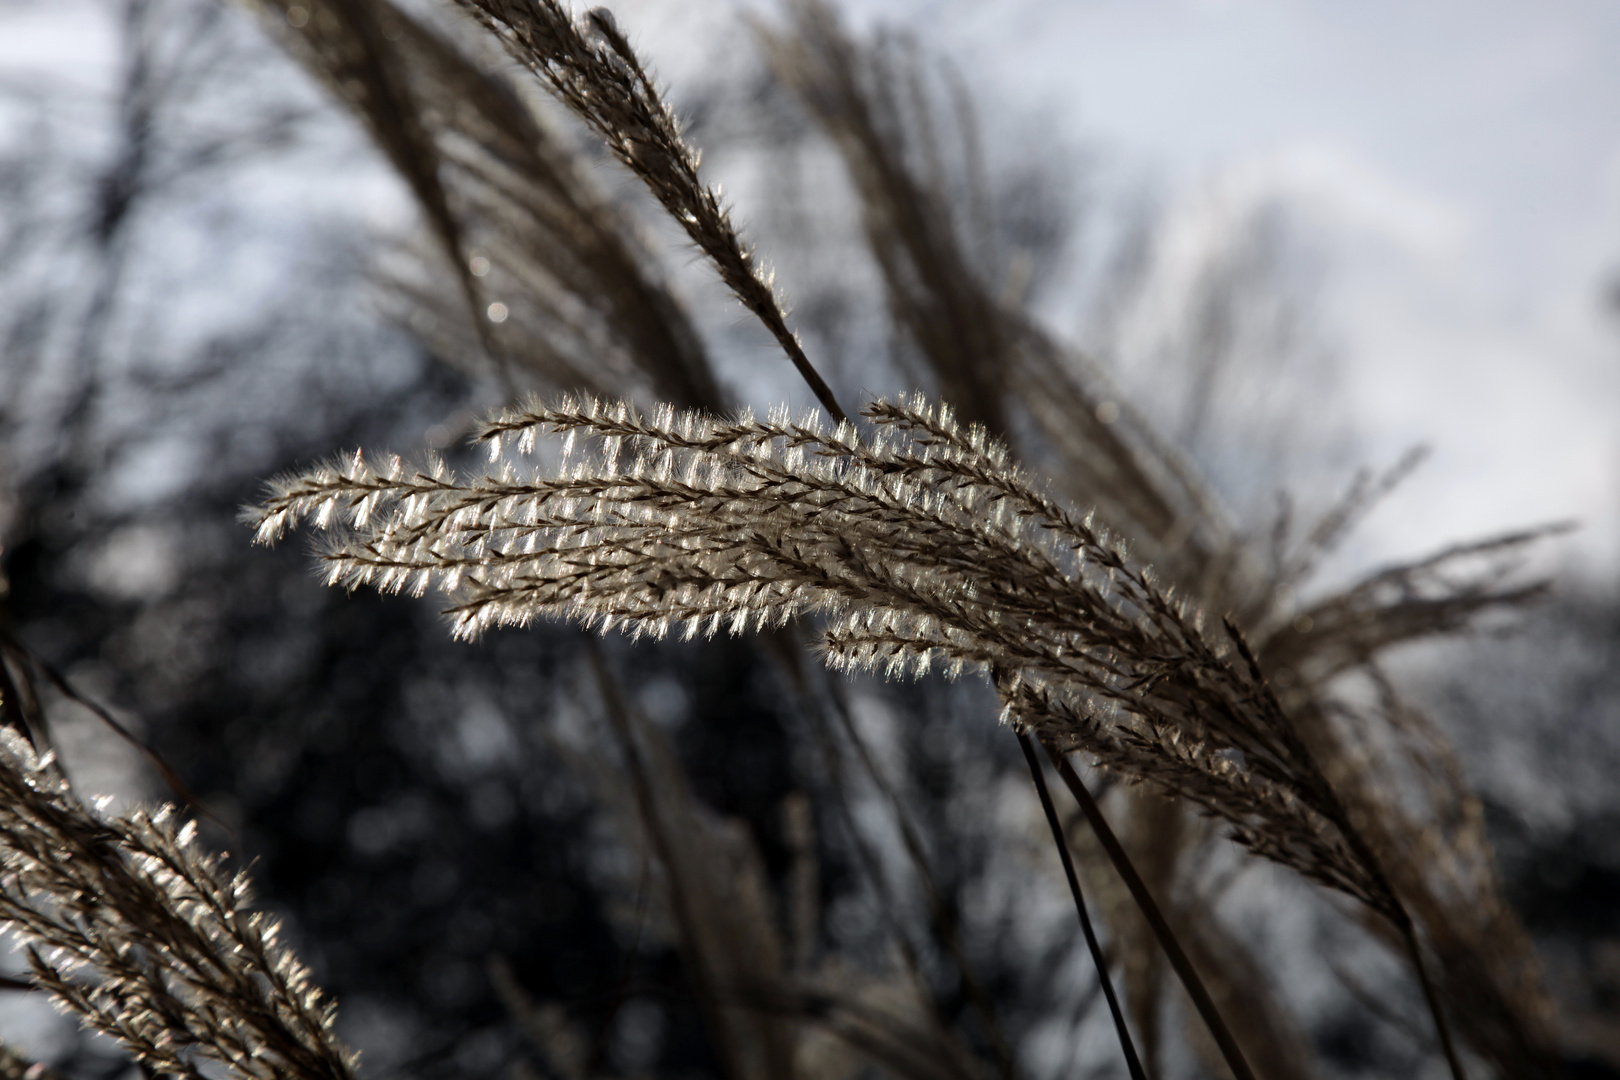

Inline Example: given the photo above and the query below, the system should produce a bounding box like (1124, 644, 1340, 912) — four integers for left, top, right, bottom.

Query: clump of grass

(0, 721, 355, 1080)
(239, 2, 1580, 1077)
(244, 394, 1400, 923)
(0, 0, 1571, 1076)
(247, 388, 1474, 1077)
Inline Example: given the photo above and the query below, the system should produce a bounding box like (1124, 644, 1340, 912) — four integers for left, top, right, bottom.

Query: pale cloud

(1217, 142, 1472, 261)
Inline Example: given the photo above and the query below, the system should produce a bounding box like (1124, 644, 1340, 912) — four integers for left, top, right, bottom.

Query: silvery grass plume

(759, 15, 1552, 1066)
(0, 724, 356, 1080)
(248, 393, 1408, 928)
(445, 0, 844, 419)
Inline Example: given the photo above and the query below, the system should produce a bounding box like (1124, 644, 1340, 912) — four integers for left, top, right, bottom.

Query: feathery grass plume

(1254, 524, 1570, 694)
(443, 0, 843, 418)
(1241, 471, 1569, 1080)
(764, 0, 1561, 694)
(256, 0, 722, 408)
(245, 0, 1558, 1070)
(249, 392, 1412, 925)
(1248, 446, 1434, 623)
(758, 0, 1236, 594)
(0, 724, 356, 1080)
(255, 9, 1024, 1065)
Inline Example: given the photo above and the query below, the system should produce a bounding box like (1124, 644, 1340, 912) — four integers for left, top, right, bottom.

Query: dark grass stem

(1401, 919, 1469, 1080)
(1042, 742, 1259, 1080)
(1017, 731, 1146, 1080)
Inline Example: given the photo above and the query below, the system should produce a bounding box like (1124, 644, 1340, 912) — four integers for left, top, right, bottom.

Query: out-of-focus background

(0, 0, 1617, 1078)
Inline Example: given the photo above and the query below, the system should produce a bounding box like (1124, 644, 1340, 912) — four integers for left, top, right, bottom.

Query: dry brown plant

(253, 10, 1033, 1067)
(757, 0, 1237, 601)
(0, 0, 1574, 1077)
(439, 0, 843, 418)
(250, 393, 1428, 950)
(754, 3, 1564, 1076)
(0, 718, 355, 1080)
(235, 1, 1569, 1077)
(254, 8, 1053, 1074)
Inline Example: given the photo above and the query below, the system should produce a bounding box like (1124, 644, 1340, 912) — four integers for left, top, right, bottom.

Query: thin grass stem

(1401, 918, 1469, 1080)
(1043, 742, 1258, 1080)
(1017, 731, 1145, 1080)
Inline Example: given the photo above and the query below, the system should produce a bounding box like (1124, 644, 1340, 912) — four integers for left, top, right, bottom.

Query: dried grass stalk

(249, 392, 1408, 930)
(249, 2, 1555, 1071)
(448, 0, 843, 417)
(0, 725, 356, 1080)
(758, 10, 1555, 1072)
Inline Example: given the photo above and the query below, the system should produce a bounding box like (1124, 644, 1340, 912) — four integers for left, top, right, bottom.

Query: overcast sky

(870, 0, 1620, 577)
(621, 0, 1620, 578)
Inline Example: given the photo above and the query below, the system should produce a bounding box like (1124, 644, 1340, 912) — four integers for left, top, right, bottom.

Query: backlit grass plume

(249, 393, 1410, 926)
(0, 725, 356, 1080)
